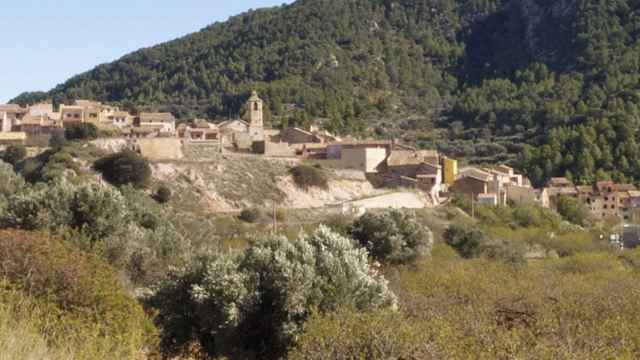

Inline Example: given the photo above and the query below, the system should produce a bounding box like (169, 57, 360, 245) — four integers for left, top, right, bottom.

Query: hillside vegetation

(1, 137, 640, 358)
(12, 0, 640, 185)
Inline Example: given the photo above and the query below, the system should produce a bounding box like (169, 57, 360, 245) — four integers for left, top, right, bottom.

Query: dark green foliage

(2, 145, 27, 166)
(64, 123, 98, 141)
(556, 195, 591, 226)
(238, 208, 261, 223)
(350, 210, 434, 264)
(48, 129, 67, 149)
(444, 224, 526, 263)
(444, 224, 487, 259)
(154, 185, 172, 204)
(93, 150, 151, 188)
(291, 165, 328, 190)
(9, 0, 640, 184)
(15, 0, 466, 133)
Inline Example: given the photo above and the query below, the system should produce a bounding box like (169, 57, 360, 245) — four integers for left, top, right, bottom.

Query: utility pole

(273, 203, 278, 234)
(471, 193, 475, 219)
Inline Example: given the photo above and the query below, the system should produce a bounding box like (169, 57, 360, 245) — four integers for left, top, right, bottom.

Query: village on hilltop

(2, 92, 640, 222)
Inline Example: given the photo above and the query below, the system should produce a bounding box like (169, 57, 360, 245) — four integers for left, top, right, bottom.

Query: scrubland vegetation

(1, 139, 639, 359)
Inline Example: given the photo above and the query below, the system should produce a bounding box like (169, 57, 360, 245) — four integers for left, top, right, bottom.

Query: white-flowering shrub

(0, 177, 187, 285)
(0, 160, 25, 197)
(350, 209, 434, 264)
(150, 226, 396, 358)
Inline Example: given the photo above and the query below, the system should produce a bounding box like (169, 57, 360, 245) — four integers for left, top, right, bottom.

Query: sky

(0, 0, 293, 103)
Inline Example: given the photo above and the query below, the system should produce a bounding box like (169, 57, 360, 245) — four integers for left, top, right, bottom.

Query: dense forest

(11, 0, 640, 185)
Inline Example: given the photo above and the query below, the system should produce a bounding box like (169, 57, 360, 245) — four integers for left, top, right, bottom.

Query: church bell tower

(248, 90, 264, 140)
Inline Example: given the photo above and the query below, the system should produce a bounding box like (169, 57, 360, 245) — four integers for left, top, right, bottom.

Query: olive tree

(149, 226, 396, 358)
(350, 210, 434, 264)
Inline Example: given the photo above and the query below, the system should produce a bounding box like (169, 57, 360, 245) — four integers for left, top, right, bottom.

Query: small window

(254, 102, 259, 111)
(604, 205, 608, 209)
(605, 197, 609, 201)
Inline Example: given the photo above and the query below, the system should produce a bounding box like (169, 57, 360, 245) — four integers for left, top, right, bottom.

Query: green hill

(12, 0, 640, 186)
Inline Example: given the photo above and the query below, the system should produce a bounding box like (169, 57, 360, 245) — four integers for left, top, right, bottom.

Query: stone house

(326, 140, 393, 160)
(137, 112, 176, 135)
(0, 104, 28, 123)
(280, 127, 323, 144)
(59, 105, 86, 126)
(19, 114, 61, 135)
(451, 173, 492, 201)
(27, 103, 54, 117)
(183, 120, 219, 142)
(106, 111, 132, 129)
(218, 119, 249, 133)
(507, 184, 549, 207)
(1, 111, 10, 132)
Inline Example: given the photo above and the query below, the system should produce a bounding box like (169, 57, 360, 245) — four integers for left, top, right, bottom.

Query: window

(604, 205, 608, 209)
(254, 102, 259, 111)
(74, 114, 79, 119)
(605, 197, 609, 201)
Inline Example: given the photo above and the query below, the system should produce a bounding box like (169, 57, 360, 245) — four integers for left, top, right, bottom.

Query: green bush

(1, 180, 186, 285)
(291, 165, 328, 190)
(154, 185, 172, 204)
(443, 224, 487, 259)
(2, 145, 27, 166)
(0, 230, 158, 357)
(557, 195, 591, 226)
(350, 210, 434, 264)
(93, 150, 151, 188)
(48, 129, 67, 149)
(148, 226, 396, 359)
(444, 224, 526, 263)
(238, 208, 261, 223)
(64, 123, 98, 141)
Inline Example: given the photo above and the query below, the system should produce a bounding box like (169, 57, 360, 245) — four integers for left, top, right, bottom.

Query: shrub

(2, 145, 27, 166)
(48, 129, 67, 149)
(290, 309, 433, 360)
(1, 180, 185, 285)
(93, 150, 151, 188)
(291, 165, 328, 190)
(350, 210, 434, 264)
(557, 195, 590, 226)
(0, 230, 158, 357)
(238, 208, 261, 223)
(443, 224, 487, 258)
(0, 160, 25, 198)
(148, 226, 396, 359)
(64, 123, 98, 141)
(444, 224, 526, 263)
(154, 185, 172, 204)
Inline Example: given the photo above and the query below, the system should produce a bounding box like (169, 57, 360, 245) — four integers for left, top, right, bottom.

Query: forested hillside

(12, 0, 640, 186)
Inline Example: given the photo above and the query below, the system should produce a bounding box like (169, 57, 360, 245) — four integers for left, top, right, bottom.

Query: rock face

(516, 0, 579, 66)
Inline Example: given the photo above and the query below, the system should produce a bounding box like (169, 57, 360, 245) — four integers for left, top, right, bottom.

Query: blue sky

(0, 0, 293, 103)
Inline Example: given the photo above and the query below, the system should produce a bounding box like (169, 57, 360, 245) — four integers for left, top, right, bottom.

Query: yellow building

(443, 157, 458, 185)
